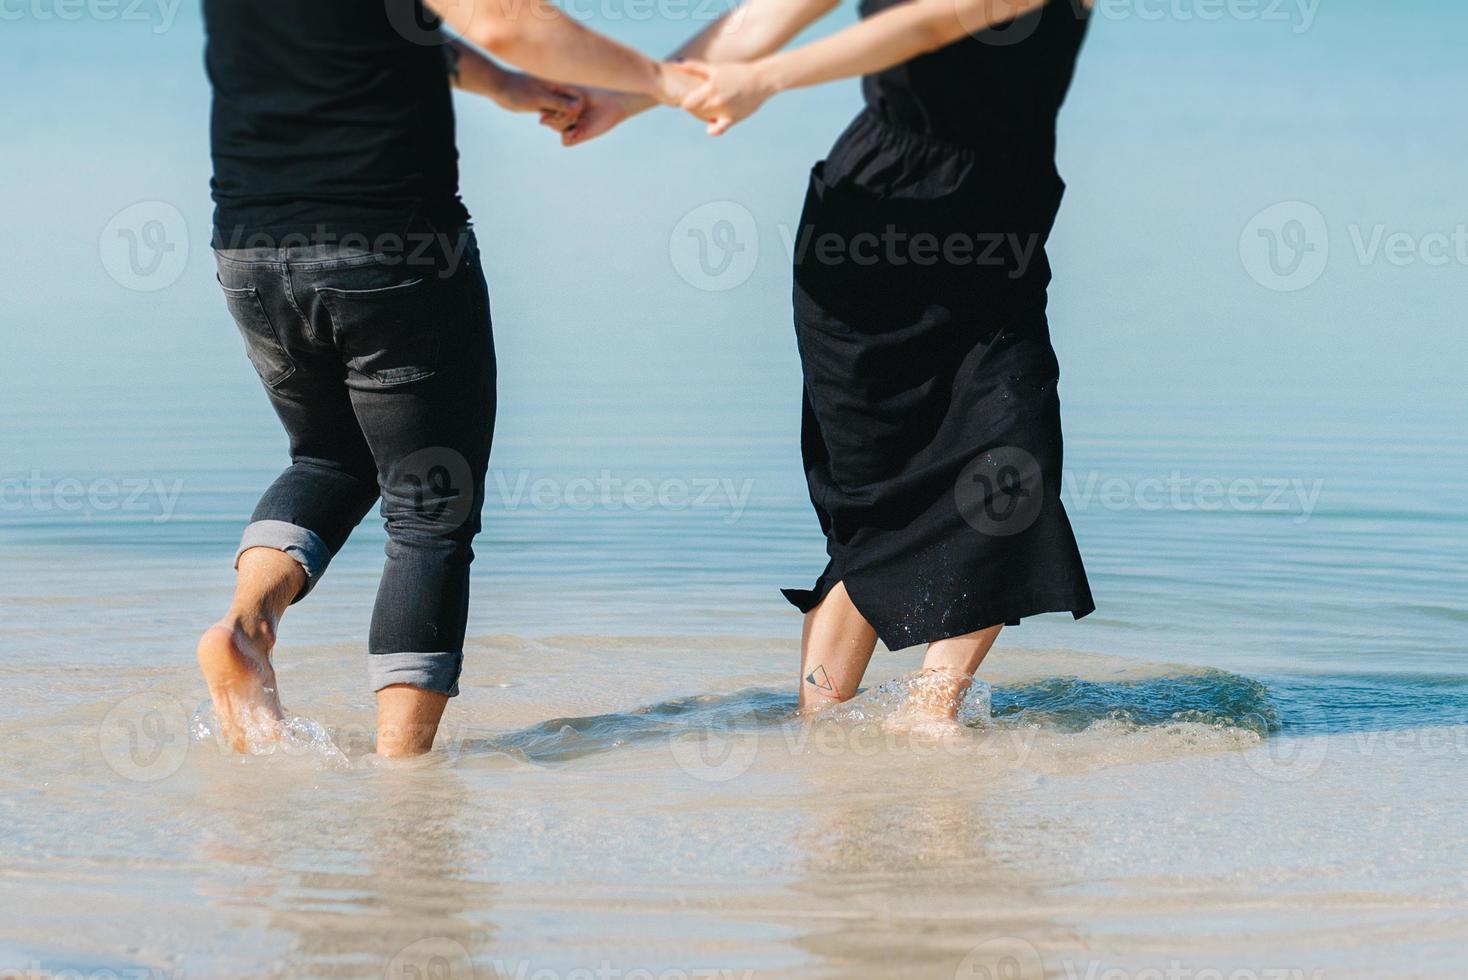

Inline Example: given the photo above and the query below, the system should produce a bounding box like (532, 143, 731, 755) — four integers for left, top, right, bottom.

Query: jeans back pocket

(218, 278, 296, 387)
(317, 276, 439, 386)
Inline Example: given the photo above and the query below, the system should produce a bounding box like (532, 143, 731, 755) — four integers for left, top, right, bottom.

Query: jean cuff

(236, 520, 332, 603)
(369, 651, 463, 698)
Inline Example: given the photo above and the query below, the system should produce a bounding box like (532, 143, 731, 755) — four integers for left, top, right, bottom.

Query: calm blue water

(2, 3, 1465, 704)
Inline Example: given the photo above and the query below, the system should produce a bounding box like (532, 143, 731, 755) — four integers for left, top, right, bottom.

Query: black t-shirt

(204, 0, 470, 248)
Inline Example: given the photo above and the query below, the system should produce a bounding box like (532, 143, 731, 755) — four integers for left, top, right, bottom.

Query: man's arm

(424, 0, 691, 102)
(444, 38, 583, 125)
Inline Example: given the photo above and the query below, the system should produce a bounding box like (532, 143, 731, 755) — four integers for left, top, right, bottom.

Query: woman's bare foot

(883, 668, 973, 738)
(884, 625, 1004, 737)
(196, 620, 286, 753)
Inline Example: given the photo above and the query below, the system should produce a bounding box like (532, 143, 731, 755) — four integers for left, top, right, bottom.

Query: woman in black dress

(574, 0, 1096, 721)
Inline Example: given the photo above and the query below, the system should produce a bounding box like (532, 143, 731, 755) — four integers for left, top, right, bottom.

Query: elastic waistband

(847, 108, 984, 156)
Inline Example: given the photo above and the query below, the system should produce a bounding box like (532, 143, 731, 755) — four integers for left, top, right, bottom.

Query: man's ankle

(221, 611, 279, 652)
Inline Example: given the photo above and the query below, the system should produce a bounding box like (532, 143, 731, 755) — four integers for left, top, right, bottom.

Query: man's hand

(545, 89, 646, 147)
(674, 59, 778, 136)
(544, 61, 704, 149)
(489, 71, 586, 127)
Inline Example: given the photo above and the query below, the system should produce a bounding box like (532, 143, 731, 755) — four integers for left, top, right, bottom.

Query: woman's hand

(674, 59, 779, 136)
(653, 60, 708, 107)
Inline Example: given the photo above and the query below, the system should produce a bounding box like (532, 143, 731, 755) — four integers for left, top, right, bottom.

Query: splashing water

(190, 701, 350, 770)
(822, 673, 995, 730)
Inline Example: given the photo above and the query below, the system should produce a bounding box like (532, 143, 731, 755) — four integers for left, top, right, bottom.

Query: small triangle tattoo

(806, 665, 836, 694)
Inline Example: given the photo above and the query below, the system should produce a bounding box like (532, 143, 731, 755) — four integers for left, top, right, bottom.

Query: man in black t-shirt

(197, 0, 700, 758)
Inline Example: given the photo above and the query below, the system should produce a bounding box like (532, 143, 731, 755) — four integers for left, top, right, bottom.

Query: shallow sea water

(4, 2, 1468, 976)
(5, 639, 1468, 977)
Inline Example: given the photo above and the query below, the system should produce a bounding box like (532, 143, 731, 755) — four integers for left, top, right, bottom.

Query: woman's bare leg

(799, 582, 879, 712)
(906, 626, 1005, 721)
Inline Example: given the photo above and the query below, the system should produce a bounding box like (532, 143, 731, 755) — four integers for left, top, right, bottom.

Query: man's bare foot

(196, 620, 285, 753)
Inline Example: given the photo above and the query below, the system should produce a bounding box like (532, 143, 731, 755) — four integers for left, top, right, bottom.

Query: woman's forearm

(677, 0, 842, 64)
(615, 0, 842, 118)
(762, 0, 1049, 93)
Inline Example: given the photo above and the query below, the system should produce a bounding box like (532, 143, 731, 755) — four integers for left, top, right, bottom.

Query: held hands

(525, 58, 779, 148)
(489, 71, 586, 130)
(540, 88, 652, 147)
(537, 61, 704, 148)
(669, 59, 779, 137)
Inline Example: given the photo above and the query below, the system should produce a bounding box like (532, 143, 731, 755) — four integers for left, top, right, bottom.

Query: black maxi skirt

(781, 111, 1095, 650)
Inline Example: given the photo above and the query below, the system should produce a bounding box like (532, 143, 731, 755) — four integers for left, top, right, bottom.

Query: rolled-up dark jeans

(215, 228, 495, 697)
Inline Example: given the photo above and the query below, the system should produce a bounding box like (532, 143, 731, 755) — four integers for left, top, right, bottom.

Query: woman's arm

(681, 0, 1051, 134)
(558, 0, 842, 145)
(680, 0, 845, 64)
